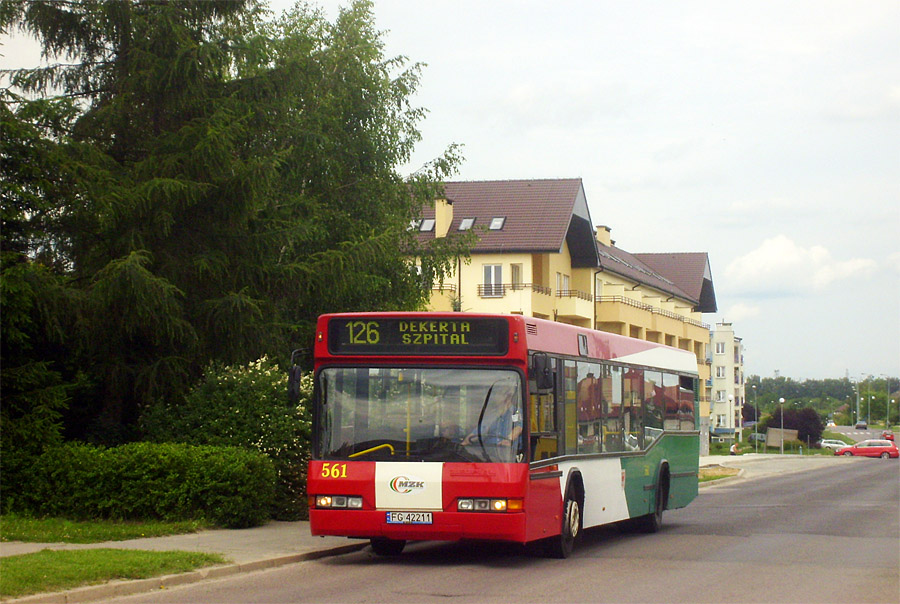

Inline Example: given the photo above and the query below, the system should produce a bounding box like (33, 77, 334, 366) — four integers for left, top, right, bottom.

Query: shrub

(20, 442, 274, 528)
(141, 357, 312, 520)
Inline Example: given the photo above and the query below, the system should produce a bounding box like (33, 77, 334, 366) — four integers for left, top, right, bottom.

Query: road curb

(4, 543, 369, 604)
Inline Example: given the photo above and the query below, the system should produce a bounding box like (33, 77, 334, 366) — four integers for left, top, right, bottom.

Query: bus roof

(316, 312, 699, 376)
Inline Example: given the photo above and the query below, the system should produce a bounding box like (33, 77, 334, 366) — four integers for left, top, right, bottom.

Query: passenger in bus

(439, 422, 463, 442)
(461, 386, 522, 448)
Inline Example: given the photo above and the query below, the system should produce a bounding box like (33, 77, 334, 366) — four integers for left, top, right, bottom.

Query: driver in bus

(461, 385, 522, 448)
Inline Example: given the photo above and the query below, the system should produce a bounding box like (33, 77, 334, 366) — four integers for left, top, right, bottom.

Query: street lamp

(891, 399, 896, 430)
(779, 397, 785, 455)
(855, 377, 862, 425)
(869, 395, 875, 426)
(728, 394, 735, 443)
(752, 385, 758, 453)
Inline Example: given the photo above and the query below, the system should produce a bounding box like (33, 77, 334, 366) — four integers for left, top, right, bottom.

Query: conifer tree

(1, 0, 468, 441)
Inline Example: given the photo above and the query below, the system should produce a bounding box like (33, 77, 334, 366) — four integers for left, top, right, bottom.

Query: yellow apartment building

(415, 178, 718, 421)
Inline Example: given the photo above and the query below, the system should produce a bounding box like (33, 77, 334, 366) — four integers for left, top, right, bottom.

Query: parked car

(882, 431, 894, 441)
(818, 439, 849, 451)
(854, 421, 868, 430)
(834, 439, 899, 459)
(749, 433, 766, 442)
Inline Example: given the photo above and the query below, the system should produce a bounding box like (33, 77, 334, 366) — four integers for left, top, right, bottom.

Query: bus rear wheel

(545, 488, 581, 558)
(370, 538, 406, 556)
(635, 472, 668, 534)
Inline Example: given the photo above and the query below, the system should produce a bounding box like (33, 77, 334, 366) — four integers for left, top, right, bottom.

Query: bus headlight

(457, 498, 523, 512)
(315, 495, 363, 509)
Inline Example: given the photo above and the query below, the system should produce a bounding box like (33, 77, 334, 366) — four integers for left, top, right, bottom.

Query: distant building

(414, 178, 718, 428)
(710, 322, 745, 441)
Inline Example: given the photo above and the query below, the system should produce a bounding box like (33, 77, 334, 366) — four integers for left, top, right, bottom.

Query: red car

(835, 439, 899, 459)
(882, 431, 894, 441)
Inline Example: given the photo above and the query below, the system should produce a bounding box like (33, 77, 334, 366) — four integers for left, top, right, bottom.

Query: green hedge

(19, 442, 275, 528)
(141, 357, 312, 520)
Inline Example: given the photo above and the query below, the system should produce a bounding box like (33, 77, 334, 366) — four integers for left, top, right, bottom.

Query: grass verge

(1, 515, 208, 543)
(698, 466, 740, 482)
(0, 548, 226, 599)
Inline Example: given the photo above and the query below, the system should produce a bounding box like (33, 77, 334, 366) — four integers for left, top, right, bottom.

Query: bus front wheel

(370, 538, 406, 556)
(545, 487, 581, 558)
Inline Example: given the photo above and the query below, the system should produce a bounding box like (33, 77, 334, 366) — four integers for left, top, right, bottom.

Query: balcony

(477, 283, 551, 298)
(556, 289, 593, 321)
(595, 296, 709, 329)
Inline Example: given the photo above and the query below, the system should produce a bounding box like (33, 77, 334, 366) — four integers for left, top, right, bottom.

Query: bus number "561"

(320, 463, 348, 479)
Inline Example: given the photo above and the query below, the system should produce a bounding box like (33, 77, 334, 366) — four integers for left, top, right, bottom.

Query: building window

(482, 264, 503, 297)
(489, 217, 506, 230)
(458, 218, 475, 230)
(409, 219, 422, 230)
(716, 366, 726, 378)
(715, 342, 726, 354)
(511, 263, 523, 290)
(419, 218, 435, 232)
(716, 390, 726, 402)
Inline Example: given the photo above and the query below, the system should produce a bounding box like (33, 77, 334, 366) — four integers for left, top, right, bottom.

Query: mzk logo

(389, 475, 426, 494)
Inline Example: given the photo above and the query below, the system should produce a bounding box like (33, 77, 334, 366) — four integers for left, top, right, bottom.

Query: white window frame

(511, 263, 523, 289)
(483, 264, 503, 297)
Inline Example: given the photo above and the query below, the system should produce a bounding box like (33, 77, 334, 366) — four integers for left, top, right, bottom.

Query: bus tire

(545, 486, 581, 558)
(370, 538, 406, 556)
(635, 470, 668, 534)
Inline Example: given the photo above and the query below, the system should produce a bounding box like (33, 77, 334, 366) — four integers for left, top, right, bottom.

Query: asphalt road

(111, 457, 899, 604)
(830, 424, 889, 442)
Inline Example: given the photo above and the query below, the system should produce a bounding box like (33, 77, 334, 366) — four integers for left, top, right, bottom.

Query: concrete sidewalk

(0, 520, 364, 563)
(1, 521, 367, 604)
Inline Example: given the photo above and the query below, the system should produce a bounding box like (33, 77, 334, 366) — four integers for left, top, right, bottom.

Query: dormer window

(489, 217, 506, 230)
(458, 217, 475, 231)
(419, 218, 435, 232)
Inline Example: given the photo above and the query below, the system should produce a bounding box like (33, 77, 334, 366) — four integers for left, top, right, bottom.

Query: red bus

(305, 312, 700, 557)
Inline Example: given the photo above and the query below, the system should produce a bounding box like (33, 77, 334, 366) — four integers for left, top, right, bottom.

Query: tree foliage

(760, 406, 824, 445)
(1, 0, 469, 442)
(747, 374, 897, 426)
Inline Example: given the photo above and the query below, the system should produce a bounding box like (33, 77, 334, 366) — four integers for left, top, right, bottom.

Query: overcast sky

(3, 1, 898, 380)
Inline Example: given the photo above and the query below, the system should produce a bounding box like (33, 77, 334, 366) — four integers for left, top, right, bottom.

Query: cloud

(888, 252, 900, 274)
(724, 235, 877, 296)
(720, 303, 761, 322)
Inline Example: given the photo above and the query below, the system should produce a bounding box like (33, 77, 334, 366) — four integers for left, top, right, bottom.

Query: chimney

(595, 225, 612, 247)
(435, 198, 453, 238)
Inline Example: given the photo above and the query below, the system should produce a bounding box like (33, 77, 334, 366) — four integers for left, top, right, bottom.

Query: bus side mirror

(532, 353, 554, 391)
(288, 348, 308, 403)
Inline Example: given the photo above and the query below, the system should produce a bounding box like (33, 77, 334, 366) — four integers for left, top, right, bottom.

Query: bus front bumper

(309, 509, 527, 543)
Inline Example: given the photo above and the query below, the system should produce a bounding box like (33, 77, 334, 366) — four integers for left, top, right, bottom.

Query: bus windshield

(317, 367, 524, 463)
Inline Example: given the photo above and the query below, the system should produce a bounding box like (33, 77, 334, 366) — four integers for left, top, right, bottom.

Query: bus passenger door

(529, 354, 558, 461)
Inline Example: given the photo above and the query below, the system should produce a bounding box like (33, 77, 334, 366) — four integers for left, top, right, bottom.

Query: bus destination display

(328, 317, 509, 355)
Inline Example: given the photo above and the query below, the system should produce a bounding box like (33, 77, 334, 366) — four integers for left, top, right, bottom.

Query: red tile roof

(633, 252, 718, 312)
(415, 178, 717, 311)
(417, 179, 585, 253)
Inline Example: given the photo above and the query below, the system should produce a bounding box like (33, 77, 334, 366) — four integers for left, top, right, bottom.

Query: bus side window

(529, 355, 558, 461)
